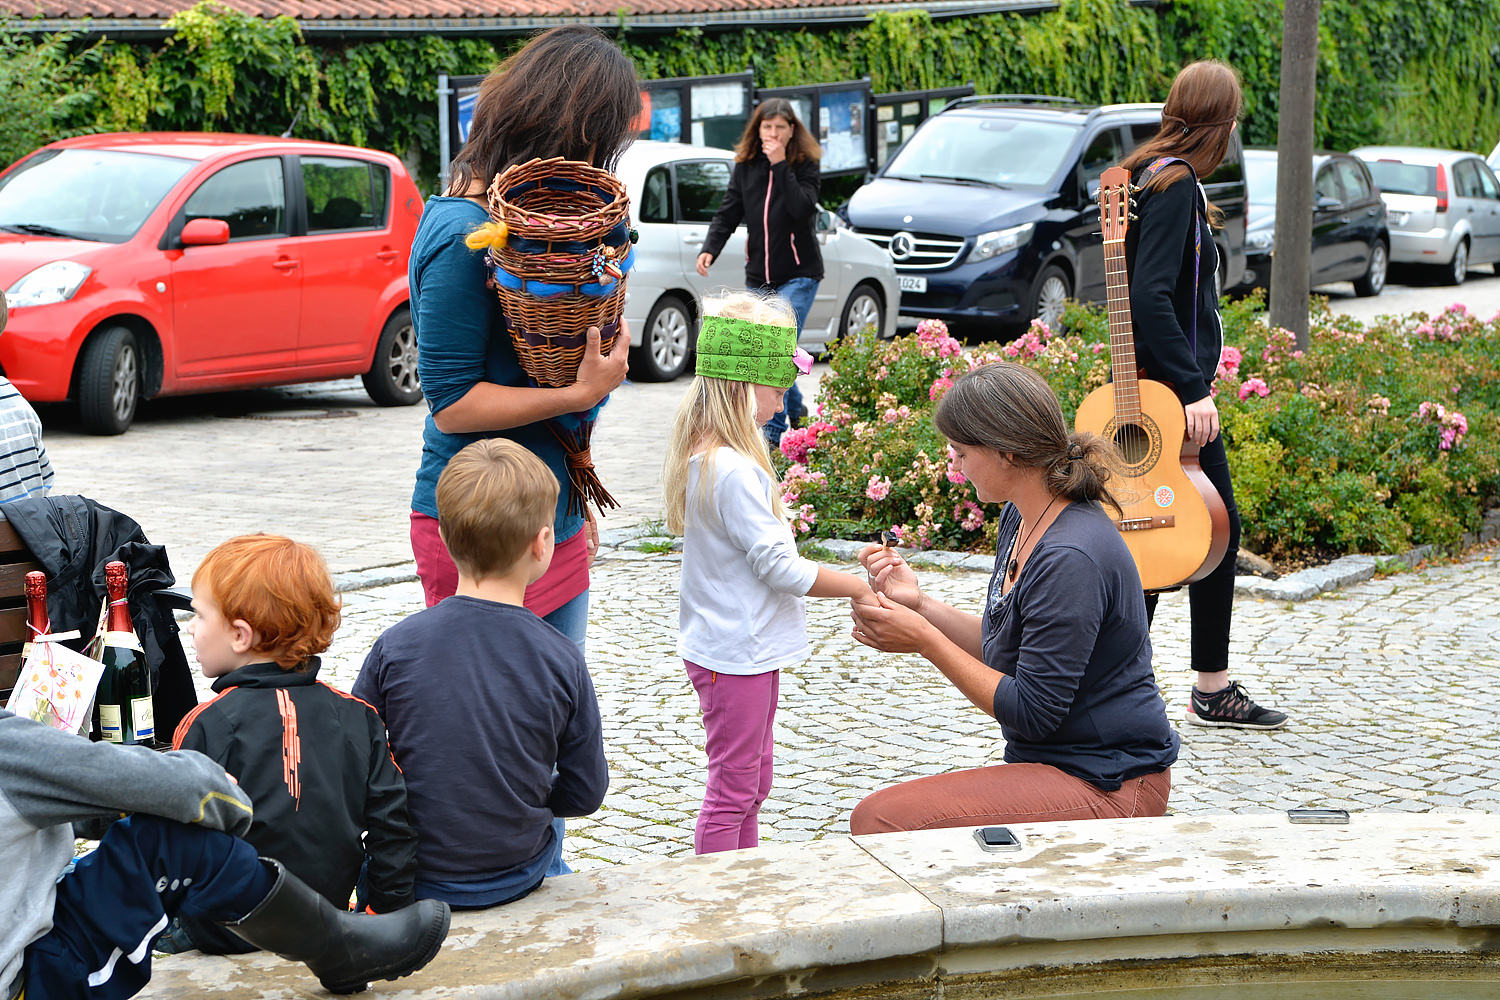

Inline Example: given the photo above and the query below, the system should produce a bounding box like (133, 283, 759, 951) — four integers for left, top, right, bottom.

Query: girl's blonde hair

(663, 290, 797, 534)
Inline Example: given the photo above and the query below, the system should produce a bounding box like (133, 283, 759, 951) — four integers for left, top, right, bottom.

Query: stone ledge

(137, 813, 1500, 999)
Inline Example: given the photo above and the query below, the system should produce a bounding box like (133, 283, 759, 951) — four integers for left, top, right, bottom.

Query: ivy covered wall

(5, 0, 1499, 191)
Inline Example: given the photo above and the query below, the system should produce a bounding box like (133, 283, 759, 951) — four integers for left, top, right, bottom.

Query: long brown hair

(446, 26, 641, 196)
(1119, 60, 1242, 226)
(935, 363, 1123, 513)
(734, 98, 822, 166)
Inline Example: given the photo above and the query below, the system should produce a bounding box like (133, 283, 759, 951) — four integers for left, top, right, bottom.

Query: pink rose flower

(1237, 377, 1270, 401)
(865, 475, 892, 501)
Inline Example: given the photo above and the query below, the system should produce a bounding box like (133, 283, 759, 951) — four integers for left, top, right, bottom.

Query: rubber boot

(225, 859, 451, 995)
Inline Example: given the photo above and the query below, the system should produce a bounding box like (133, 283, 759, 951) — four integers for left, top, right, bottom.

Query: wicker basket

(484, 157, 633, 389)
(476, 157, 635, 516)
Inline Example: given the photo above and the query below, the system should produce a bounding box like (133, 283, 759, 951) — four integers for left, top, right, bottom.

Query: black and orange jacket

(172, 657, 417, 913)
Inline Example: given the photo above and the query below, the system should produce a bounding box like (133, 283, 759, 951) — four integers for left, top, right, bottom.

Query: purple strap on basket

(1140, 155, 1203, 354)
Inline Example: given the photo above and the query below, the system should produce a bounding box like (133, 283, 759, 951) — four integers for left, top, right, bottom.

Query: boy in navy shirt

(354, 439, 608, 907)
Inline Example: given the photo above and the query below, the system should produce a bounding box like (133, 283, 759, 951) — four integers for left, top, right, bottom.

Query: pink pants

(685, 662, 779, 854)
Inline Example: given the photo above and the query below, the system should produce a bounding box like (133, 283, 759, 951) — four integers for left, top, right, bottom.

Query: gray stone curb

(338, 507, 1500, 603)
(331, 564, 420, 593)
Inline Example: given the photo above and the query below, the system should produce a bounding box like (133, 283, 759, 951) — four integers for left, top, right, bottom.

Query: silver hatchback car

(616, 140, 900, 381)
(1352, 145, 1500, 285)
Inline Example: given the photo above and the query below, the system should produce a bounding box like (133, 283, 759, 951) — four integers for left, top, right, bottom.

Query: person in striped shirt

(0, 291, 54, 504)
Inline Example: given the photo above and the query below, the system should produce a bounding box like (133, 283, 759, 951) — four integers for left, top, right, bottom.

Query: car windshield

(884, 114, 1082, 189)
(1244, 153, 1278, 207)
(0, 148, 193, 243)
(1363, 160, 1436, 197)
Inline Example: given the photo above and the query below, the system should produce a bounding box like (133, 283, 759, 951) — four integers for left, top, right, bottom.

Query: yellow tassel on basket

(464, 220, 509, 252)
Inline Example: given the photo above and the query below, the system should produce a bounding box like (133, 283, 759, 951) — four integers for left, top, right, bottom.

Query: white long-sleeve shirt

(678, 447, 819, 674)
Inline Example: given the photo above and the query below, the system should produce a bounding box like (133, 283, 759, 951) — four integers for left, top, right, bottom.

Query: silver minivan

(1353, 145, 1500, 284)
(615, 140, 900, 381)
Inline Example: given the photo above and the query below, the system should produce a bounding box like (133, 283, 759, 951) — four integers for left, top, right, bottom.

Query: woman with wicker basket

(407, 25, 639, 647)
(695, 98, 824, 447)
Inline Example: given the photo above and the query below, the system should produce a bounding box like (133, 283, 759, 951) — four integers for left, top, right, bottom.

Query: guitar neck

(1104, 233, 1141, 421)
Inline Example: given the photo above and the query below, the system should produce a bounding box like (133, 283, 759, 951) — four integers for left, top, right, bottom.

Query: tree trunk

(1268, 0, 1321, 351)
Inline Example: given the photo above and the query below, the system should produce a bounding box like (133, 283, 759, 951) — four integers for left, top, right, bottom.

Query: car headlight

(5, 261, 92, 307)
(1246, 228, 1274, 251)
(1387, 209, 1409, 227)
(969, 223, 1034, 263)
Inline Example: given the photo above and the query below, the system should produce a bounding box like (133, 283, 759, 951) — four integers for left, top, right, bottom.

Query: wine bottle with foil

(21, 571, 48, 661)
(91, 561, 155, 746)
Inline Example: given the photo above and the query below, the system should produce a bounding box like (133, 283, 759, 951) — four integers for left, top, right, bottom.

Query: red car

(0, 133, 424, 433)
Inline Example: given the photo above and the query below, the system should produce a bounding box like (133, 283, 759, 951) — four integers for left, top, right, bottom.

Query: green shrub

(783, 298, 1500, 564)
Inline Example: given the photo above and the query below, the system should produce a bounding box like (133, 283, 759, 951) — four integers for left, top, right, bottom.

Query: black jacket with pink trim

(701, 154, 825, 289)
(171, 658, 416, 914)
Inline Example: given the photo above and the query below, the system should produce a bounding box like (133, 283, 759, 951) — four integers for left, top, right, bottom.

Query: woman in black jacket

(1119, 60, 1286, 731)
(697, 98, 824, 445)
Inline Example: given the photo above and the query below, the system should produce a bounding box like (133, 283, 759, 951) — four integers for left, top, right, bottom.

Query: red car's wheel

(77, 326, 140, 435)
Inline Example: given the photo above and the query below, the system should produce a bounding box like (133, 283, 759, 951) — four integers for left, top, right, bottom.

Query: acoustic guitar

(1073, 165, 1230, 591)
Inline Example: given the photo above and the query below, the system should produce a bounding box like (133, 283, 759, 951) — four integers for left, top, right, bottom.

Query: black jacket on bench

(2, 494, 197, 738)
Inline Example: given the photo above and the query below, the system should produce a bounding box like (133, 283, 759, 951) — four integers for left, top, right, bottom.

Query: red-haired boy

(167, 534, 417, 954)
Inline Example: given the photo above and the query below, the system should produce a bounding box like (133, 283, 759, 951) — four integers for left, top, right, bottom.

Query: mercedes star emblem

(889, 231, 916, 261)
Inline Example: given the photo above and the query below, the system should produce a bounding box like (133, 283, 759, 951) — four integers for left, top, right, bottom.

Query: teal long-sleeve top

(408, 196, 586, 543)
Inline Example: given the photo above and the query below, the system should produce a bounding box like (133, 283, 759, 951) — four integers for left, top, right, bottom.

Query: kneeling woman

(849, 362, 1178, 834)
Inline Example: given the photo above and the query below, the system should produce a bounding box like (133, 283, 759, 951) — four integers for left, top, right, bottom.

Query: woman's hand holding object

(857, 543, 923, 611)
(851, 594, 933, 654)
(573, 323, 630, 408)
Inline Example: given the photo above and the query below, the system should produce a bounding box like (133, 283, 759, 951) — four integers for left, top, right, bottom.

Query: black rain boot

(225, 859, 450, 995)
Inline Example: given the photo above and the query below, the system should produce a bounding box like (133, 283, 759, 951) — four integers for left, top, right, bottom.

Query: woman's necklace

(1007, 495, 1063, 581)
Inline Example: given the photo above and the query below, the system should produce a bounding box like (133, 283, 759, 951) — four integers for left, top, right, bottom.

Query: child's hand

(851, 583, 880, 609)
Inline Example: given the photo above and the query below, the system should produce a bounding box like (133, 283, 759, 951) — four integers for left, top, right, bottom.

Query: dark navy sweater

(985, 502, 1180, 790)
(352, 597, 607, 883)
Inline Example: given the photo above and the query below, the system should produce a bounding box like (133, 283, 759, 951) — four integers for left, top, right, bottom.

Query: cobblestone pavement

(176, 544, 1500, 871)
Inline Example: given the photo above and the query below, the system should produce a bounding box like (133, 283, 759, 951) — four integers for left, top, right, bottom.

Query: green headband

(695, 315, 801, 389)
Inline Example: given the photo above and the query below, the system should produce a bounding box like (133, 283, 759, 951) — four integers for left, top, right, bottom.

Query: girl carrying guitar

(1119, 60, 1287, 731)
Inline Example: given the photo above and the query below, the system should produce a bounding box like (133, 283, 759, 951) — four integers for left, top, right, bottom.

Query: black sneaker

(1186, 681, 1288, 730)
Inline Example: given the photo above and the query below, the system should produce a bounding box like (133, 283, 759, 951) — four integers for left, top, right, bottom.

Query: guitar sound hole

(1113, 422, 1151, 465)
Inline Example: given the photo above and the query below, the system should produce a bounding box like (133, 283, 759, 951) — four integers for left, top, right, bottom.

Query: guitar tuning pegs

(1129, 213, 1139, 222)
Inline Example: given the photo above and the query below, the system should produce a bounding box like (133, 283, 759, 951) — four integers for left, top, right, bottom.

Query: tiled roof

(3, 0, 1053, 25)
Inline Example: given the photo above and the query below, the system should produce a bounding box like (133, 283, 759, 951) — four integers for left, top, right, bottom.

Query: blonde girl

(664, 291, 876, 854)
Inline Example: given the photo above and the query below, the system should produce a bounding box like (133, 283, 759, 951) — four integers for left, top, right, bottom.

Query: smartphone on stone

(974, 826, 1022, 851)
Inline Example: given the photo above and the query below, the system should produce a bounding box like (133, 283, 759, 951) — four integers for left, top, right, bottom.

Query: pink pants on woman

(685, 662, 779, 854)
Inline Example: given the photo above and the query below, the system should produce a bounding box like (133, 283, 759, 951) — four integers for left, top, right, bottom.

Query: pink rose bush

(774, 292, 1499, 561)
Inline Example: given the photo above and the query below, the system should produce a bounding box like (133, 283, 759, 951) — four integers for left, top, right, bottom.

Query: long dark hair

(935, 362, 1122, 513)
(734, 97, 822, 166)
(446, 27, 641, 196)
(1119, 59, 1242, 226)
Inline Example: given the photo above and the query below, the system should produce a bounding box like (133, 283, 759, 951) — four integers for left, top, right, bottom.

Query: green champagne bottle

(92, 561, 155, 746)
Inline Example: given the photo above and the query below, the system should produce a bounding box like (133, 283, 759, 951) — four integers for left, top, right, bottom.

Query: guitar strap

(1139, 156, 1203, 354)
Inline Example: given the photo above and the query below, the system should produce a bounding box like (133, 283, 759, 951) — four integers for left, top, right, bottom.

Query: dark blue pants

(25, 816, 273, 1000)
(761, 276, 819, 446)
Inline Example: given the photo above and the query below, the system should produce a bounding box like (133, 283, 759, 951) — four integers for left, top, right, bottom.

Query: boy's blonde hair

(193, 535, 340, 669)
(437, 438, 559, 579)
(663, 290, 796, 534)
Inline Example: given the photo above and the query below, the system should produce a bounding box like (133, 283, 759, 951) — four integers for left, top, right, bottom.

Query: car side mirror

(815, 208, 837, 235)
(1315, 195, 1341, 212)
(181, 218, 230, 247)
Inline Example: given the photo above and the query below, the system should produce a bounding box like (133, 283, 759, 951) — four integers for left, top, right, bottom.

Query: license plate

(898, 275, 927, 293)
